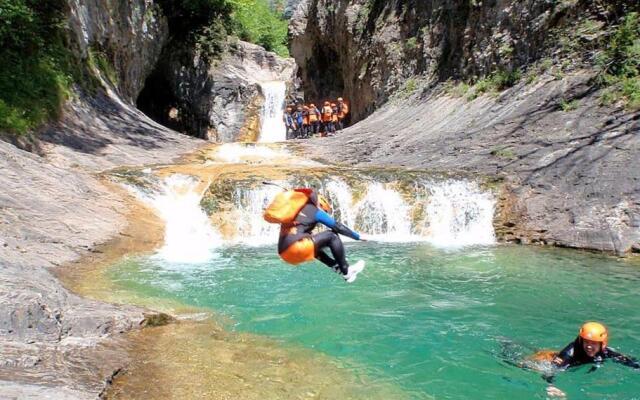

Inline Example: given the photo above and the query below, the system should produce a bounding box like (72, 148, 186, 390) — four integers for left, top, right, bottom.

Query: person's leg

(312, 231, 348, 274)
(316, 249, 337, 271)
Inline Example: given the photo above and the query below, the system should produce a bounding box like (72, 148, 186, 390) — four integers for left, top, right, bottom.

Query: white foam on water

(220, 178, 496, 247)
(209, 143, 288, 164)
(421, 180, 496, 247)
(258, 81, 287, 143)
(228, 184, 282, 246)
(133, 174, 222, 264)
(324, 179, 356, 228)
(353, 182, 420, 242)
(131, 174, 495, 250)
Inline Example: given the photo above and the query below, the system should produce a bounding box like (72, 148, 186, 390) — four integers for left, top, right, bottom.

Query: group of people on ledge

(283, 97, 349, 140)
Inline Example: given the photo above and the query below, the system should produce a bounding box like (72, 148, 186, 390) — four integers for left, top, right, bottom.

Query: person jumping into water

(263, 186, 365, 282)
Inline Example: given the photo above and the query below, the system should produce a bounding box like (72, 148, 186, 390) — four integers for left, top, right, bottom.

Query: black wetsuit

(555, 338, 640, 370)
(278, 194, 360, 275)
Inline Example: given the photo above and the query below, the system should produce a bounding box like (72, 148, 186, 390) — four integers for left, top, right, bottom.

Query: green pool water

(110, 243, 640, 399)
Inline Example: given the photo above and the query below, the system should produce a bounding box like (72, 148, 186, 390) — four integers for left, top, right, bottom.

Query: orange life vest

(309, 108, 319, 123)
(263, 190, 309, 224)
(337, 102, 349, 119)
(263, 189, 312, 224)
(321, 106, 333, 122)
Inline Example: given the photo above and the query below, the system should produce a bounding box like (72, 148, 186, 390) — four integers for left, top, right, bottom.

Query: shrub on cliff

(597, 12, 640, 109)
(0, 0, 76, 136)
(230, 0, 289, 57)
(158, 0, 289, 59)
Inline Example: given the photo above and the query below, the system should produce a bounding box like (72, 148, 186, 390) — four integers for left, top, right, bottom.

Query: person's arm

(314, 209, 360, 240)
(552, 342, 574, 368)
(606, 349, 640, 369)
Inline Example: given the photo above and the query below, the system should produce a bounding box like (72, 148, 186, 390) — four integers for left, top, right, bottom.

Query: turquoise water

(111, 244, 640, 399)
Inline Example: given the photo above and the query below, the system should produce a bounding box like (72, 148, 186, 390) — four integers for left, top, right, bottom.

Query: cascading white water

(354, 182, 417, 241)
(258, 81, 286, 143)
(421, 181, 496, 247)
(324, 179, 356, 228)
(219, 178, 496, 247)
(228, 184, 283, 246)
(134, 174, 222, 263)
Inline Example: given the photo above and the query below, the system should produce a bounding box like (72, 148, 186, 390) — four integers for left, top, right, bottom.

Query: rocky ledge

(0, 92, 202, 399)
(301, 73, 640, 255)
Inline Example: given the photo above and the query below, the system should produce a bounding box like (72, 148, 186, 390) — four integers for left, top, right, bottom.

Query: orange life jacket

(302, 109, 310, 125)
(321, 106, 333, 122)
(263, 189, 313, 224)
(337, 102, 349, 119)
(331, 108, 339, 123)
(309, 108, 319, 123)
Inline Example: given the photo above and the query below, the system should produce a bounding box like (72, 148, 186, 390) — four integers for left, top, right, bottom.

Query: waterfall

(124, 171, 496, 252)
(210, 177, 496, 247)
(228, 184, 283, 246)
(132, 175, 222, 263)
(421, 181, 496, 247)
(258, 81, 286, 143)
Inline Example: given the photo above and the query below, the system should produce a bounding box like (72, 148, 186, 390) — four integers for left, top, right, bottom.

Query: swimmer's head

(579, 322, 608, 357)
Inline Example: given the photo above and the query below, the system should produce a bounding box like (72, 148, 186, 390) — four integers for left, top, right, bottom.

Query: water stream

(106, 143, 640, 399)
(258, 81, 286, 143)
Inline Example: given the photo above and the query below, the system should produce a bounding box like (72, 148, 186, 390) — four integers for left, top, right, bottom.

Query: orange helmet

(324, 101, 330, 106)
(579, 322, 608, 347)
(337, 97, 343, 102)
(318, 195, 332, 213)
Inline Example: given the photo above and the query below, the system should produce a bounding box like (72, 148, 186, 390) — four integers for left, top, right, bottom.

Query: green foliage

(88, 47, 118, 86)
(443, 81, 470, 98)
(470, 69, 521, 98)
(158, 0, 289, 58)
(404, 37, 418, 51)
(621, 76, 640, 109)
(401, 78, 418, 96)
(596, 12, 640, 109)
(0, 0, 75, 135)
(229, 0, 289, 57)
(490, 146, 517, 160)
(559, 99, 579, 111)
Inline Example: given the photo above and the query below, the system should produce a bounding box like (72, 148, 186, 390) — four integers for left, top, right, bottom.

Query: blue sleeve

(314, 209, 360, 240)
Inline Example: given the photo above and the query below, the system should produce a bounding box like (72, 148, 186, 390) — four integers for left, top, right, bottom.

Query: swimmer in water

(522, 322, 639, 397)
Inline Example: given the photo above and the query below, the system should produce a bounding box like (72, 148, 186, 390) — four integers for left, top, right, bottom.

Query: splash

(208, 177, 496, 247)
(206, 143, 289, 164)
(421, 180, 496, 247)
(138, 175, 221, 263)
(258, 81, 286, 143)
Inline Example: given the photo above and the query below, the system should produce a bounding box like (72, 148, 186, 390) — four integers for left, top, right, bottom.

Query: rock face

(290, 0, 626, 123)
(67, 0, 169, 102)
(0, 1, 203, 396)
(0, 89, 202, 398)
(138, 41, 296, 141)
(302, 73, 640, 254)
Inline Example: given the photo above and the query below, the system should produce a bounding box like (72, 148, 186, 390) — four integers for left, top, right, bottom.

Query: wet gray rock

(158, 40, 296, 141)
(303, 74, 640, 254)
(0, 90, 202, 398)
(290, 0, 632, 124)
(67, 0, 169, 102)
